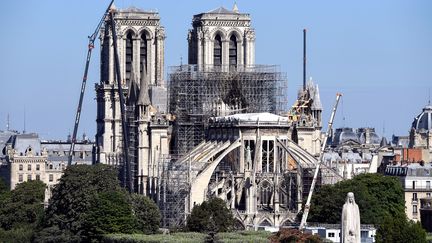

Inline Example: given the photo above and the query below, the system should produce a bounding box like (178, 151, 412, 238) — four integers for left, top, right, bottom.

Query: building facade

(385, 163, 432, 221)
(0, 133, 93, 199)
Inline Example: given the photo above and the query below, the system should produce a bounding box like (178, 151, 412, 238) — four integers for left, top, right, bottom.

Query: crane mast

(299, 92, 342, 231)
(68, 0, 114, 165)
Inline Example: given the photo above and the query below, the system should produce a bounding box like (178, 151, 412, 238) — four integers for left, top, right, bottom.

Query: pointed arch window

(214, 35, 222, 67)
(262, 140, 274, 173)
(125, 32, 134, 84)
(229, 35, 237, 68)
(259, 180, 273, 208)
(140, 33, 148, 78)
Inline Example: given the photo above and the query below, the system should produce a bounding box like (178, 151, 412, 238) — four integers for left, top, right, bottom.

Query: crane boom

(68, 0, 114, 165)
(109, 10, 133, 192)
(299, 92, 342, 231)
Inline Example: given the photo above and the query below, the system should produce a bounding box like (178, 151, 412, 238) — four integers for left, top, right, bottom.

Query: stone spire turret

(137, 66, 150, 106)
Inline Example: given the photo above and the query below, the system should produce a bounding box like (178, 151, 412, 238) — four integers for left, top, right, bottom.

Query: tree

(308, 173, 405, 225)
(0, 180, 46, 230)
(375, 215, 427, 243)
(0, 177, 7, 194)
(269, 228, 322, 243)
(187, 197, 235, 233)
(307, 173, 427, 242)
(82, 190, 137, 239)
(130, 194, 161, 234)
(36, 164, 123, 241)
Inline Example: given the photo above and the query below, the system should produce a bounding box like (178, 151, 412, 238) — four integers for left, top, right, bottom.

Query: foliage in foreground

(0, 179, 46, 242)
(83, 190, 138, 239)
(375, 215, 427, 243)
(186, 197, 235, 233)
(309, 173, 405, 225)
(269, 228, 322, 243)
(102, 231, 271, 243)
(131, 193, 161, 234)
(34, 164, 161, 242)
(307, 173, 427, 242)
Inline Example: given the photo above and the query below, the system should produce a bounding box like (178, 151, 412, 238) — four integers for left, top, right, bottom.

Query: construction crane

(299, 92, 342, 231)
(68, 0, 114, 166)
(108, 9, 133, 192)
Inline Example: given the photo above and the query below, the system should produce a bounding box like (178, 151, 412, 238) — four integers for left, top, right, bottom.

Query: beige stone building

(385, 163, 432, 222)
(0, 132, 94, 201)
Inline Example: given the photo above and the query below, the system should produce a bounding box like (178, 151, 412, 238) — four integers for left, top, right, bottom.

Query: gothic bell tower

(95, 6, 168, 195)
(187, 4, 255, 70)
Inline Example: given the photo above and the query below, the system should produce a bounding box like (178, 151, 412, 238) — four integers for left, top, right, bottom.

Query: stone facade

(175, 113, 319, 228)
(0, 133, 94, 204)
(188, 6, 255, 70)
(385, 163, 432, 222)
(95, 6, 169, 195)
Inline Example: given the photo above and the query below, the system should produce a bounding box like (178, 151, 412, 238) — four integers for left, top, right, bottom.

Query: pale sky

(0, 0, 431, 140)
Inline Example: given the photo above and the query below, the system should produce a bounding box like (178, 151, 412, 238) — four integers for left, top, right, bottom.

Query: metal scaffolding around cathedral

(169, 64, 287, 155)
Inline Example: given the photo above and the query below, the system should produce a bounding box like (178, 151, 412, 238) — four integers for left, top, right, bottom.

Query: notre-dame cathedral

(95, 4, 323, 229)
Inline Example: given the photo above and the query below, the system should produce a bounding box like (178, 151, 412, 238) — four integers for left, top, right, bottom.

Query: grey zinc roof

(207, 6, 236, 14)
(412, 104, 432, 131)
(12, 133, 42, 155)
(0, 130, 18, 156)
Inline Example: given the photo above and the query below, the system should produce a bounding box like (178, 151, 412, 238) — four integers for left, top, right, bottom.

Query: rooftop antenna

(23, 107, 26, 134)
(341, 97, 345, 127)
(428, 88, 431, 105)
(303, 29, 307, 91)
(6, 113, 10, 131)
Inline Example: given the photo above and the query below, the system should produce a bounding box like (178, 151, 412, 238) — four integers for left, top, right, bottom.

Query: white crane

(299, 92, 342, 231)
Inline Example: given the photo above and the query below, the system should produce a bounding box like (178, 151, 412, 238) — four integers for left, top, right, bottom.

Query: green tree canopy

(36, 164, 123, 241)
(130, 193, 161, 234)
(307, 173, 427, 243)
(187, 197, 235, 233)
(375, 214, 427, 243)
(0, 180, 45, 230)
(308, 173, 405, 225)
(82, 190, 137, 239)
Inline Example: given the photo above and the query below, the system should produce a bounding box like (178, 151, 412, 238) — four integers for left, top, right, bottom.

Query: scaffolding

(157, 154, 203, 228)
(168, 64, 288, 155)
(126, 104, 138, 191)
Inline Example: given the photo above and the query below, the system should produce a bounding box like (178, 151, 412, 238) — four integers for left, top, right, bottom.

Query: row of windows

(411, 181, 431, 189)
(18, 163, 67, 171)
(412, 192, 431, 201)
(18, 174, 54, 182)
(19, 164, 40, 171)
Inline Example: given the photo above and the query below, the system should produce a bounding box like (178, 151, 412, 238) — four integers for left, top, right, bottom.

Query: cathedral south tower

(188, 5, 255, 70)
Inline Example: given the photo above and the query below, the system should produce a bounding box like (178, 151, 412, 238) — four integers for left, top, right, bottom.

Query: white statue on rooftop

(341, 192, 361, 243)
